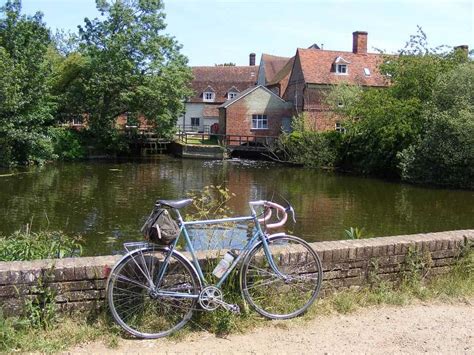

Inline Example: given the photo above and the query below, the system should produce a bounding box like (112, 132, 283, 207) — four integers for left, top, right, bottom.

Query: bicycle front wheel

(241, 234, 323, 319)
(107, 247, 201, 339)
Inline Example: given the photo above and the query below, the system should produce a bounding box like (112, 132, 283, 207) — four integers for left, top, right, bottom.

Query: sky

(10, 0, 474, 66)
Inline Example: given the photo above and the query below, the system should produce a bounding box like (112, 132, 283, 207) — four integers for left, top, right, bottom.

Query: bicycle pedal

(227, 304, 240, 314)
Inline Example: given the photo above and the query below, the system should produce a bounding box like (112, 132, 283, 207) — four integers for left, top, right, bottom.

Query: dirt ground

(68, 300, 473, 354)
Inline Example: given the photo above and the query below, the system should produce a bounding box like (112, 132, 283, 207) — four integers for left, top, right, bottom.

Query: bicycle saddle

(157, 198, 193, 209)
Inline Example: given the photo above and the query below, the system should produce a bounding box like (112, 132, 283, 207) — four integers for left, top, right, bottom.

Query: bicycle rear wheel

(107, 247, 201, 338)
(241, 234, 323, 319)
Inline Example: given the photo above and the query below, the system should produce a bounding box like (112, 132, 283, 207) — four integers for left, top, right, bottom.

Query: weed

(0, 229, 82, 261)
(344, 227, 365, 240)
(402, 246, 433, 289)
(24, 275, 57, 330)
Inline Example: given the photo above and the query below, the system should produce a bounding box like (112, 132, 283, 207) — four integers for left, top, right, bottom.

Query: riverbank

(68, 300, 474, 354)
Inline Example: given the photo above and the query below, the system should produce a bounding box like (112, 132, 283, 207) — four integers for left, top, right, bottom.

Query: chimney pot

(249, 53, 256, 66)
(352, 31, 368, 54)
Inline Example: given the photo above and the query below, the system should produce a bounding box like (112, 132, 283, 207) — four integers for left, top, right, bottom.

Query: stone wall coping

(0, 230, 472, 273)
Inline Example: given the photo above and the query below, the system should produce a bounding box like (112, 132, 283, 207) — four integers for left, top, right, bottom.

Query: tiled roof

(219, 85, 286, 108)
(261, 54, 290, 83)
(188, 66, 258, 103)
(296, 48, 387, 87)
(202, 105, 219, 117)
(267, 56, 295, 96)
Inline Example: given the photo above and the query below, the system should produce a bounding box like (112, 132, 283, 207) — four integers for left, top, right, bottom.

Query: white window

(228, 92, 238, 100)
(191, 117, 200, 127)
(335, 122, 346, 133)
(252, 114, 268, 129)
(336, 64, 348, 74)
(364, 68, 371, 76)
(203, 92, 215, 102)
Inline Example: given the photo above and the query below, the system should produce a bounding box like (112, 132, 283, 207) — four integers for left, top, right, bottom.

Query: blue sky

(12, 0, 474, 66)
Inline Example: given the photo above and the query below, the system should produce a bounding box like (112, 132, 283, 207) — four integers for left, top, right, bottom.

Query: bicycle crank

(198, 286, 240, 314)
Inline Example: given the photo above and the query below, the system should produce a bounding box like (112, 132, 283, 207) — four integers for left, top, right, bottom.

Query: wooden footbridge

(176, 132, 279, 152)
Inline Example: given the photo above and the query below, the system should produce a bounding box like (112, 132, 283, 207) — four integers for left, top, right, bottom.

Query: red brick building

(180, 55, 258, 133)
(218, 85, 292, 137)
(281, 31, 387, 131)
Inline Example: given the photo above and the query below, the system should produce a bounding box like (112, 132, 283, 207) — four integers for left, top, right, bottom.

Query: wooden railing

(176, 132, 279, 148)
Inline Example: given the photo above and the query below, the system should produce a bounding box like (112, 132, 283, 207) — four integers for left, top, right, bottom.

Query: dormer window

(336, 64, 347, 74)
(227, 86, 240, 100)
(204, 92, 215, 101)
(203, 86, 216, 102)
(334, 56, 350, 75)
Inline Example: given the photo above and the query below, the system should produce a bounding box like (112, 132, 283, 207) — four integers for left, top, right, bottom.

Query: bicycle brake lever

(286, 205, 296, 224)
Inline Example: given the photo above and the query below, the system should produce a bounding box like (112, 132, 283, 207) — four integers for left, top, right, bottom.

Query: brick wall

(1, 230, 472, 316)
(221, 87, 292, 137)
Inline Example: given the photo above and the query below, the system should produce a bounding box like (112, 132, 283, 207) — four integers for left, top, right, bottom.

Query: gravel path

(69, 301, 473, 354)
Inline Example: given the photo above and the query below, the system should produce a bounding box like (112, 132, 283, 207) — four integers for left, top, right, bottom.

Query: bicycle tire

(107, 246, 201, 338)
(241, 234, 323, 319)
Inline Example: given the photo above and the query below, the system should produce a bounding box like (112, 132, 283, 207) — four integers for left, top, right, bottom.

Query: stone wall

(1, 230, 472, 316)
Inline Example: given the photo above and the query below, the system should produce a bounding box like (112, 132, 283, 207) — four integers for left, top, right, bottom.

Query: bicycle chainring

(198, 286, 222, 311)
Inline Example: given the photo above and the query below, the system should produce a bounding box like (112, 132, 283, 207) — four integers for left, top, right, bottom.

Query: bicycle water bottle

(212, 251, 235, 278)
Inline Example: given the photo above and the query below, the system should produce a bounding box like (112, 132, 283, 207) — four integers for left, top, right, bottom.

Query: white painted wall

(178, 103, 220, 132)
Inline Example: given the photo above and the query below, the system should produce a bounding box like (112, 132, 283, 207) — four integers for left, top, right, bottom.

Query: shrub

(49, 127, 86, 160)
(399, 108, 474, 189)
(0, 230, 82, 261)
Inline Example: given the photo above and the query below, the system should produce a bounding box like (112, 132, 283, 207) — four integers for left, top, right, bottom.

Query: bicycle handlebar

(249, 200, 295, 229)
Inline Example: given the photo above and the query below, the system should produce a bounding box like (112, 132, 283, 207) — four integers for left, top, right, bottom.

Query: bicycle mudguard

(106, 245, 202, 294)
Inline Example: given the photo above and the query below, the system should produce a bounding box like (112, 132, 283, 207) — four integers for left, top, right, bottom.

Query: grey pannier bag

(141, 206, 180, 245)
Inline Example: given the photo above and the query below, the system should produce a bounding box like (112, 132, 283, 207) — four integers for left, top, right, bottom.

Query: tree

(0, 0, 56, 166)
(334, 27, 469, 177)
(398, 63, 474, 189)
(58, 0, 192, 144)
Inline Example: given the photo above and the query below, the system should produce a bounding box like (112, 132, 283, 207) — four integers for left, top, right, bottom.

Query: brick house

(282, 31, 387, 131)
(218, 85, 292, 137)
(179, 54, 258, 133)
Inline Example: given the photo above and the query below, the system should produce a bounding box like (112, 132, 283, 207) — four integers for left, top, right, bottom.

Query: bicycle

(106, 198, 323, 339)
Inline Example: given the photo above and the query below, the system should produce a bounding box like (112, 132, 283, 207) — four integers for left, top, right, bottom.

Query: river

(0, 156, 473, 256)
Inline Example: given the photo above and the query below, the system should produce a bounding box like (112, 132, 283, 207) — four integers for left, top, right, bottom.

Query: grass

(1, 249, 472, 353)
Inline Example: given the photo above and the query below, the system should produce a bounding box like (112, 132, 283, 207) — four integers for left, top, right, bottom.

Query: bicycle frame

(153, 206, 286, 296)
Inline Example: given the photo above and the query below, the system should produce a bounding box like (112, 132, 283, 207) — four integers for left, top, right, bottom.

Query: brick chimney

(249, 53, 256, 66)
(352, 31, 368, 54)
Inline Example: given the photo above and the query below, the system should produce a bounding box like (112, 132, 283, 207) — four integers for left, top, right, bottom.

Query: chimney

(352, 31, 368, 54)
(249, 53, 256, 66)
(454, 45, 469, 58)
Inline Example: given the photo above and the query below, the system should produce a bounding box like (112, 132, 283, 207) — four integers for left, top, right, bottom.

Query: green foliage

(399, 63, 474, 189)
(55, 0, 193, 146)
(339, 89, 422, 176)
(24, 274, 57, 330)
(333, 27, 472, 181)
(0, 229, 82, 261)
(185, 185, 235, 221)
(0, 1, 57, 166)
(344, 227, 365, 240)
(49, 127, 87, 160)
(269, 114, 342, 168)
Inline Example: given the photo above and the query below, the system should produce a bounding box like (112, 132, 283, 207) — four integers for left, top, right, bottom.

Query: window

(203, 92, 215, 102)
(228, 92, 238, 100)
(191, 117, 200, 127)
(335, 122, 346, 133)
(336, 64, 348, 74)
(252, 114, 268, 129)
(364, 68, 371, 76)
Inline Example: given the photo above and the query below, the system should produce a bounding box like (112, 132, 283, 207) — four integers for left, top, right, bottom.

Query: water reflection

(0, 156, 472, 256)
